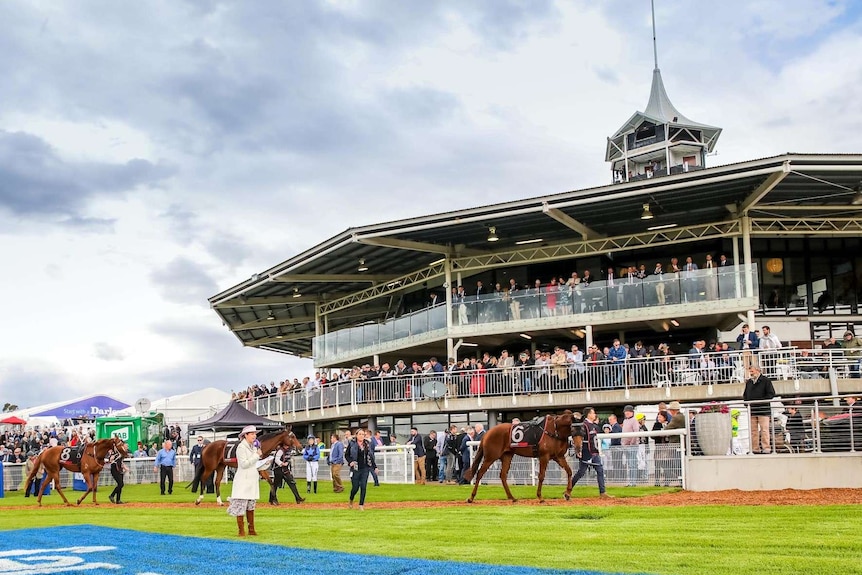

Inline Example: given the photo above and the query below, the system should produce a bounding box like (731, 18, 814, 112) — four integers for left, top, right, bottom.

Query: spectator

(302, 435, 320, 494)
(153, 440, 176, 495)
(407, 427, 426, 484)
(743, 366, 776, 454)
(444, 425, 460, 484)
(328, 433, 345, 493)
(621, 406, 639, 487)
(458, 427, 475, 484)
(346, 429, 377, 510)
(227, 426, 261, 536)
(840, 331, 862, 378)
(424, 430, 439, 484)
(785, 406, 805, 452)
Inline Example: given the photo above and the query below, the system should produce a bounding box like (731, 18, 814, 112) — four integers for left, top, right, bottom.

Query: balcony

(246, 347, 862, 423)
(313, 264, 760, 366)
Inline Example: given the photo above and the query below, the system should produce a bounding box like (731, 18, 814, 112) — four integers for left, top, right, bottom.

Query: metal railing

(244, 347, 862, 417)
(312, 264, 760, 364)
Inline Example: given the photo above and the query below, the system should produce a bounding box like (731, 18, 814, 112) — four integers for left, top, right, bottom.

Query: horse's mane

(257, 429, 287, 442)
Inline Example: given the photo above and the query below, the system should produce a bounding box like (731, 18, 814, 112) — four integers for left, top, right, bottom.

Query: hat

(636, 414, 645, 421)
(668, 401, 682, 410)
(624, 405, 635, 413)
(239, 425, 258, 437)
(845, 330, 855, 337)
(307, 434, 315, 440)
(602, 424, 612, 430)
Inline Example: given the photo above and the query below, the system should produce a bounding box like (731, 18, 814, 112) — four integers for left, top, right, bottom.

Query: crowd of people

(233, 326, 862, 411)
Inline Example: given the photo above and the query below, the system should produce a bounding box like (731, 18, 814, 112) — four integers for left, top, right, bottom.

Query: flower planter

(696, 411, 732, 456)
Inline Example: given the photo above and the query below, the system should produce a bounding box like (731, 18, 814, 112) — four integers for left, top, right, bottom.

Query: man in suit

(682, 256, 699, 302)
(407, 427, 426, 484)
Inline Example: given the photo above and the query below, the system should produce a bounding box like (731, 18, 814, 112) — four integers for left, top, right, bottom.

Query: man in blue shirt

(153, 440, 176, 495)
(328, 433, 345, 493)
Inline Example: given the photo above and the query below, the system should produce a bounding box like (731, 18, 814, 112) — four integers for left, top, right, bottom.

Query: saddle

(510, 417, 547, 457)
(59, 445, 86, 468)
(222, 442, 239, 464)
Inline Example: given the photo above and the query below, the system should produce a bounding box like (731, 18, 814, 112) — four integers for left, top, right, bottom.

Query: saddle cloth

(510, 417, 546, 449)
(59, 445, 86, 468)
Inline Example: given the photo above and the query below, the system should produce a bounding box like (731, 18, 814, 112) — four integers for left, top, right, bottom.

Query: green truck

(96, 414, 165, 453)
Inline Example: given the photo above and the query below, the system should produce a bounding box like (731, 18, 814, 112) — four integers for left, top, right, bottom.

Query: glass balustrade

(312, 264, 759, 364)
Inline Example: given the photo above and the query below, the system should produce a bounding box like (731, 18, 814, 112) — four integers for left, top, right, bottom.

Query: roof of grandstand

(209, 153, 862, 359)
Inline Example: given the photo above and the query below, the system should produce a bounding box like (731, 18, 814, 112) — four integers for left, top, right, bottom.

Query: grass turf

(1, 481, 860, 575)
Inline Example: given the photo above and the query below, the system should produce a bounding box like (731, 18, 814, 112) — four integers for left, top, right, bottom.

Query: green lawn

(2, 481, 860, 575)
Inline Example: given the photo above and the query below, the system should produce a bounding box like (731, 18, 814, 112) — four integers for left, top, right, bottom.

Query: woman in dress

(227, 425, 261, 537)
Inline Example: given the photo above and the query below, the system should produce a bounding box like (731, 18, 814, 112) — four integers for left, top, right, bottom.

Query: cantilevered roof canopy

(209, 153, 862, 359)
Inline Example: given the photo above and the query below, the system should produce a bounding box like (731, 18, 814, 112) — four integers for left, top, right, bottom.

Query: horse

(464, 410, 584, 503)
(190, 426, 303, 506)
(24, 437, 130, 506)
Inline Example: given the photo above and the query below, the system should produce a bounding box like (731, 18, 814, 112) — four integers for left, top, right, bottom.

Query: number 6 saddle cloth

(509, 417, 548, 454)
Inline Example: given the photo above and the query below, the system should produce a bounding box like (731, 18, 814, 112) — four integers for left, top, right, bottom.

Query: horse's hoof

(510, 499, 518, 504)
(466, 498, 473, 504)
(564, 493, 571, 501)
(538, 499, 546, 504)
(195, 500, 201, 506)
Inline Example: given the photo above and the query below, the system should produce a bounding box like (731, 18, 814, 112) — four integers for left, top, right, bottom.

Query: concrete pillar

(741, 214, 756, 330)
(585, 325, 594, 350)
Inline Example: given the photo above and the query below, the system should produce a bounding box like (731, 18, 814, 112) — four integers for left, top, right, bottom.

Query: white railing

(245, 347, 862, 417)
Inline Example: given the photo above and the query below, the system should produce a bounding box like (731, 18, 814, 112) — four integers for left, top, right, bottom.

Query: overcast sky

(2, 1, 861, 411)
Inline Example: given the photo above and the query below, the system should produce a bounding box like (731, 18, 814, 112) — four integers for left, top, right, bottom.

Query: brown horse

(191, 427, 302, 506)
(24, 437, 130, 506)
(464, 411, 583, 503)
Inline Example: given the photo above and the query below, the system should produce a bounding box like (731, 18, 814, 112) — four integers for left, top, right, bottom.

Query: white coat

(230, 439, 260, 501)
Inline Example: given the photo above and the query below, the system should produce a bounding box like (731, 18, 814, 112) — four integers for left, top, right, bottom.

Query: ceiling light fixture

(292, 288, 301, 298)
(515, 238, 543, 245)
(487, 226, 499, 242)
(670, 319, 680, 327)
(275, 330, 284, 339)
(641, 203, 654, 220)
(265, 309, 276, 320)
(519, 333, 532, 340)
(357, 258, 368, 272)
(851, 182, 862, 206)
(647, 223, 677, 231)
(460, 342, 479, 347)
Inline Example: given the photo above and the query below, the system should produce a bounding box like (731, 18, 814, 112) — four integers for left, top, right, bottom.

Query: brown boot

(246, 510, 257, 536)
(236, 516, 246, 537)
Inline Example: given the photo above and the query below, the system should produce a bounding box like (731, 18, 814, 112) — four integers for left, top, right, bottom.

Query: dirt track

(6, 488, 860, 511)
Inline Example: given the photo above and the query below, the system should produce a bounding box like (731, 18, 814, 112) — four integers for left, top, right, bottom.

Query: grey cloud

(59, 216, 116, 233)
(159, 204, 199, 245)
(149, 257, 218, 305)
(205, 234, 253, 269)
(94, 342, 125, 361)
(0, 130, 174, 219)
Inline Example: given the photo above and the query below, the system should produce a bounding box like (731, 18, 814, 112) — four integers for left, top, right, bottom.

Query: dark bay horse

(191, 427, 302, 506)
(24, 437, 130, 506)
(464, 411, 583, 503)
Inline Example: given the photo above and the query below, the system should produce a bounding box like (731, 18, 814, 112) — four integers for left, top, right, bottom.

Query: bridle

(542, 414, 571, 441)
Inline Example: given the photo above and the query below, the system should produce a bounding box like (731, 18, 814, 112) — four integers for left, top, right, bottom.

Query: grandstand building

(210, 34, 862, 440)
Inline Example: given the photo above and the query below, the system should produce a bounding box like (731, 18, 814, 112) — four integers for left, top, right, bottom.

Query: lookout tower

(605, 1, 721, 183)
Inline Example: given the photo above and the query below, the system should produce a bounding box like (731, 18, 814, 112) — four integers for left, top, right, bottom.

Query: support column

(445, 258, 454, 360)
(585, 325, 594, 350)
(741, 214, 756, 330)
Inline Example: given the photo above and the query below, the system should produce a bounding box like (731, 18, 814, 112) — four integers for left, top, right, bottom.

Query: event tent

(187, 401, 283, 433)
(32, 395, 130, 419)
(112, 387, 231, 424)
(0, 416, 27, 425)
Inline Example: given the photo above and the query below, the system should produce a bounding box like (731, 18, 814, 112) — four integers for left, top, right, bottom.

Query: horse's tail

(463, 442, 484, 481)
(186, 463, 204, 491)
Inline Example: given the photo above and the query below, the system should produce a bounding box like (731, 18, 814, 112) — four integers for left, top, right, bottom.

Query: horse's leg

(555, 455, 574, 501)
(76, 471, 96, 505)
(466, 457, 497, 504)
(215, 466, 226, 506)
(195, 464, 209, 505)
(536, 457, 549, 503)
(499, 453, 517, 502)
